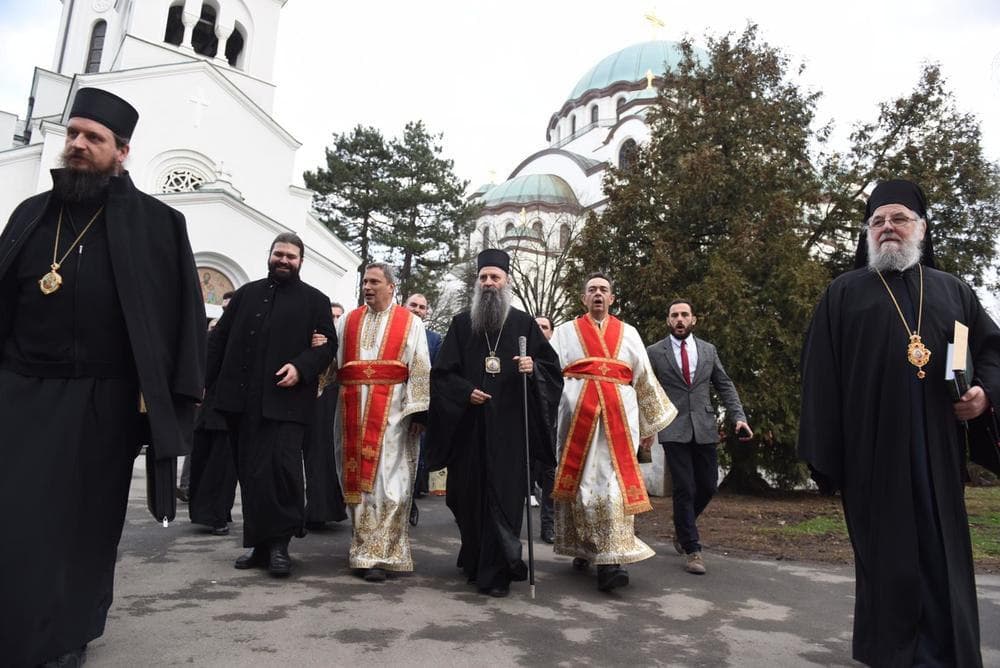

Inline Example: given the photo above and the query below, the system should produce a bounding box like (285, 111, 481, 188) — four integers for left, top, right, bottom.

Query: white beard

(867, 233, 923, 273)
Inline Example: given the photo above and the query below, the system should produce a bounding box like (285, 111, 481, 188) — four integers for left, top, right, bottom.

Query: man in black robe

(799, 179, 1000, 667)
(304, 301, 348, 529)
(426, 249, 562, 597)
(0, 87, 205, 666)
(207, 232, 336, 576)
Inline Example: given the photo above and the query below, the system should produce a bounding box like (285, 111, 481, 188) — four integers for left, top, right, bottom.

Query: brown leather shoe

(686, 551, 706, 575)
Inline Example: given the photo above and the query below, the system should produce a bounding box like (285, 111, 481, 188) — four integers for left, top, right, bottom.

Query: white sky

(1, 1, 998, 190)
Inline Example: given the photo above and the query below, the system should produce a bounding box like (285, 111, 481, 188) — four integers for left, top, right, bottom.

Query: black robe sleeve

(425, 314, 478, 471)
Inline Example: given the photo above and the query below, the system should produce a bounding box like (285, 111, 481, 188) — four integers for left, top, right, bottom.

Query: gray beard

(867, 234, 923, 273)
(53, 161, 113, 202)
(470, 282, 512, 334)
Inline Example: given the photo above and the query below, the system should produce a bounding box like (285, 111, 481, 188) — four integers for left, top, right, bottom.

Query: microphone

(518, 335, 527, 358)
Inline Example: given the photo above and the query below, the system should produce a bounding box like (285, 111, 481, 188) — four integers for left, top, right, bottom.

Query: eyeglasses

(868, 214, 916, 229)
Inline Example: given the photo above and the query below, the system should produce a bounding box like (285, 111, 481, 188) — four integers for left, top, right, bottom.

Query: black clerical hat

(69, 87, 139, 140)
(853, 178, 937, 269)
(477, 248, 510, 273)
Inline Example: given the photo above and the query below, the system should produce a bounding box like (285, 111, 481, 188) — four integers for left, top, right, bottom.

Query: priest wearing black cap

(799, 179, 1000, 667)
(0, 87, 205, 665)
(426, 249, 562, 597)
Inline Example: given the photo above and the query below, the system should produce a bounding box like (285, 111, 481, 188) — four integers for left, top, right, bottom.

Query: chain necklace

(38, 205, 105, 295)
(483, 319, 507, 375)
(874, 264, 931, 379)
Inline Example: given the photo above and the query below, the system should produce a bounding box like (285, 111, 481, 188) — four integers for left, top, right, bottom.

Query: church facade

(0, 0, 361, 315)
(468, 41, 689, 321)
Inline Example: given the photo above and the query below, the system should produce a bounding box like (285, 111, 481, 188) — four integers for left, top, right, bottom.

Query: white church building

(0, 0, 361, 313)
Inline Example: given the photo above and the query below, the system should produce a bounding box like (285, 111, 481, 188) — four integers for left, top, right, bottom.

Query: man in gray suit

(648, 298, 752, 575)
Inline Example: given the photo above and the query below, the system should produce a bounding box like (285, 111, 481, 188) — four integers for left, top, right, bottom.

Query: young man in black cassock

(207, 233, 336, 576)
(426, 249, 562, 597)
(0, 88, 206, 666)
(799, 179, 1000, 667)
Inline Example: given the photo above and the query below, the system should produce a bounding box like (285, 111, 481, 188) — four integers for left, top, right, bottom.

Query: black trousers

(663, 440, 718, 554)
(532, 460, 554, 531)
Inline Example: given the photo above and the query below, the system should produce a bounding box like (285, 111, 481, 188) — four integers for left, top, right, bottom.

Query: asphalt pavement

(85, 457, 1000, 666)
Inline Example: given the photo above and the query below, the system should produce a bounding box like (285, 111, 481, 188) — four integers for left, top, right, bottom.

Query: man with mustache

(207, 233, 336, 577)
(0, 87, 206, 666)
(426, 249, 562, 597)
(551, 274, 677, 591)
(648, 298, 752, 575)
(800, 179, 1000, 667)
(331, 263, 430, 581)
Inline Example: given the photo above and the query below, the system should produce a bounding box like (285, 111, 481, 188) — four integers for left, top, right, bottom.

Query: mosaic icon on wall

(198, 267, 234, 305)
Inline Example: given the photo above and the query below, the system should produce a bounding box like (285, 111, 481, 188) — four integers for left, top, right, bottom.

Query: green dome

(480, 174, 579, 209)
(568, 40, 689, 102)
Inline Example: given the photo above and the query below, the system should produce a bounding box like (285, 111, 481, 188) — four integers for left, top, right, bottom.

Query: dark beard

(267, 262, 300, 283)
(52, 166, 113, 203)
(470, 282, 510, 334)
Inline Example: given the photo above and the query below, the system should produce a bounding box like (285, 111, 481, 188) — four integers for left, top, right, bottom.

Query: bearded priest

(426, 249, 562, 598)
(550, 272, 677, 591)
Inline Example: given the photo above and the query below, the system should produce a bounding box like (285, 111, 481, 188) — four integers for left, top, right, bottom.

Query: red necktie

(681, 340, 691, 386)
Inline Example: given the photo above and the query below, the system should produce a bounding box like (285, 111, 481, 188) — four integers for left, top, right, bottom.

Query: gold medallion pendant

(39, 265, 63, 295)
(907, 334, 931, 379)
(485, 354, 501, 375)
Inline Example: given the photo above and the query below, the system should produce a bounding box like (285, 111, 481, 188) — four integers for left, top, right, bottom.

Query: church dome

(479, 174, 580, 210)
(567, 40, 689, 104)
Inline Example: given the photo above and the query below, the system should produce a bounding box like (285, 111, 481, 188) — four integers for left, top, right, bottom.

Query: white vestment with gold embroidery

(333, 306, 430, 571)
(550, 319, 676, 565)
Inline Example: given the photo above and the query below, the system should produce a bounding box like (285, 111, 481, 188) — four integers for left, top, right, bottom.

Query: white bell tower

(52, 0, 287, 90)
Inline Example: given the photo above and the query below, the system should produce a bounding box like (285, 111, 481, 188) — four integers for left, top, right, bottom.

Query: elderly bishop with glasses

(799, 179, 1000, 667)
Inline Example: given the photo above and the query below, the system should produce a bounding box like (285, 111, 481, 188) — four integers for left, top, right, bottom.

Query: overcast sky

(1, 1, 998, 190)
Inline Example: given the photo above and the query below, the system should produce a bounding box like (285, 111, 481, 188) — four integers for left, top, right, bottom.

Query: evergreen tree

(569, 25, 829, 491)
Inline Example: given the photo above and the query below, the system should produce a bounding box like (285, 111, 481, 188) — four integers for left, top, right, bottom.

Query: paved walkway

(87, 458, 1000, 666)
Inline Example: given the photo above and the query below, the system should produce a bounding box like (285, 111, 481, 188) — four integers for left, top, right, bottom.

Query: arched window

(618, 139, 638, 171)
(590, 104, 599, 124)
(560, 223, 571, 249)
(164, 4, 184, 46)
(616, 97, 627, 119)
(225, 24, 245, 68)
(85, 20, 107, 73)
(504, 222, 515, 236)
(569, 115, 576, 136)
(191, 4, 219, 58)
(532, 221, 543, 239)
(482, 226, 491, 250)
(159, 168, 208, 193)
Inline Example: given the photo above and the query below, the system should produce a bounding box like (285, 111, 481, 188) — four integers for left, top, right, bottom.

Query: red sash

(339, 305, 412, 504)
(552, 315, 651, 514)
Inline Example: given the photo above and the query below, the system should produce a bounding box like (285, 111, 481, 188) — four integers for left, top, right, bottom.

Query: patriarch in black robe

(799, 179, 1000, 667)
(206, 232, 336, 576)
(426, 249, 562, 597)
(0, 88, 205, 666)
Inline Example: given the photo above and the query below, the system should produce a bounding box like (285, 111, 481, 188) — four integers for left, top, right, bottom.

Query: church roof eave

(508, 149, 606, 180)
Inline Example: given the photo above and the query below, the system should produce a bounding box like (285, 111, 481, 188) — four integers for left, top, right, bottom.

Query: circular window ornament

(159, 168, 208, 193)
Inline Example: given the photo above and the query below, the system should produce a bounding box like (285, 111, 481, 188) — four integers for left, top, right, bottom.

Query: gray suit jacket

(647, 335, 746, 444)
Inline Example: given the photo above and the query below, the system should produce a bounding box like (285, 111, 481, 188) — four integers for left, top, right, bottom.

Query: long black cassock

(207, 276, 336, 548)
(426, 308, 561, 591)
(0, 172, 205, 666)
(304, 380, 348, 524)
(799, 265, 1000, 667)
(188, 391, 238, 530)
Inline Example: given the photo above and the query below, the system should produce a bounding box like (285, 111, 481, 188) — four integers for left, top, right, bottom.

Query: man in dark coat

(799, 179, 999, 667)
(207, 232, 336, 576)
(426, 249, 562, 597)
(304, 301, 348, 529)
(0, 87, 205, 667)
(404, 292, 442, 525)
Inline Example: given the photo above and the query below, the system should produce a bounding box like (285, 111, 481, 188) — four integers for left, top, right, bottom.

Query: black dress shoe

(572, 557, 589, 571)
(409, 501, 419, 526)
(234, 547, 269, 570)
(40, 644, 88, 667)
(268, 542, 291, 576)
(597, 565, 629, 592)
(488, 584, 510, 598)
(211, 524, 229, 536)
(305, 521, 329, 531)
(175, 487, 189, 503)
(541, 526, 555, 544)
(364, 567, 387, 582)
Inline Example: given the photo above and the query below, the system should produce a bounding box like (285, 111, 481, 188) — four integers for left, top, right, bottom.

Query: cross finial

(519, 207, 527, 226)
(644, 8, 665, 40)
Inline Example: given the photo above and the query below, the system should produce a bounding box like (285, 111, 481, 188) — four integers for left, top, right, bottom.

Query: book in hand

(949, 320, 1000, 476)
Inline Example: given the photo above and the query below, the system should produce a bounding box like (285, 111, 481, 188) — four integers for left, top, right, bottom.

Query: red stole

(339, 305, 412, 504)
(552, 315, 651, 514)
